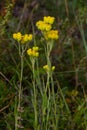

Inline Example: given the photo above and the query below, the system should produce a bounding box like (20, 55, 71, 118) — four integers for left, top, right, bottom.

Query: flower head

(21, 34, 29, 43)
(43, 16, 55, 24)
(43, 65, 55, 71)
(21, 34, 33, 44)
(28, 34, 33, 41)
(43, 65, 49, 71)
(36, 20, 52, 31)
(27, 46, 39, 57)
(33, 46, 39, 51)
(52, 66, 55, 71)
(13, 32, 22, 41)
(44, 30, 59, 40)
(13, 32, 33, 43)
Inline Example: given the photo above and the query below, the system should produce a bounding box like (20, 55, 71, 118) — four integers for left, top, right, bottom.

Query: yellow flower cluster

(44, 30, 58, 40)
(36, 16, 59, 40)
(43, 65, 55, 71)
(13, 32, 33, 43)
(43, 16, 55, 24)
(36, 21, 52, 31)
(36, 16, 55, 32)
(13, 32, 22, 41)
(27, 46, 39, 57)
(21, 34, 33, 43)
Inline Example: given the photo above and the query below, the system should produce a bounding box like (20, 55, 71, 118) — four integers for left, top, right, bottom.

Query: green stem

(32, 59, 38, 130)
(15, 46, 24, 130)
(18, 53, 24, 110)
(45, 42, 53, 129)
(51, 75, 58, 130)
(15, 96, 18, 130)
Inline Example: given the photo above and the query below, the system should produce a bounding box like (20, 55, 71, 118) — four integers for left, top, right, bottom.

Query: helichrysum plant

(34, 16, 59, 130)
(27, 46, 39, 130)
(13, 32, 33, 130)
(36, 16, 58, 80)
(12, 16, 59, 130)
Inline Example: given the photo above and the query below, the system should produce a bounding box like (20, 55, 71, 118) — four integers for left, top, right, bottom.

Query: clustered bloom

(13, 32, 33, 43)
(36, 21, 52, 31)
(36, 16, 54, 32)
(36, 16, 59, 41)
(44, 30, 58, 40)
(13, 32, 22, 41)
(27, 46, 39, 57)
(43, 65, 55, 71)
(43, 16, 55, 24)
(21, 34, 33, 43)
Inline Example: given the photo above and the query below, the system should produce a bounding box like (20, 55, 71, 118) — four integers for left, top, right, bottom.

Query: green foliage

(0, 0, 87, 130)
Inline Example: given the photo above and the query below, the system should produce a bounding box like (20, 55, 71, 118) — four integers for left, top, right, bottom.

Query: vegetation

(0, 0, 87, 130)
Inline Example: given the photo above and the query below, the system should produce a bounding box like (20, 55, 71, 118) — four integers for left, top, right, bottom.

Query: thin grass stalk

(79, 22, 87, 55)
(75, 16, 87, 55)
(64, 0, 69, 17)
(57, 81, 70, 114)
(46, 97, 50, 130)
(15, 96, 18, 130)
(45, 73, 51, 130)
(51, 75, 58, 130)
(41, 79, 47, 129)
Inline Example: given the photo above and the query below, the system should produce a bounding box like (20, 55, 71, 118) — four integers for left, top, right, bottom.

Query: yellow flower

(13, 32, 22, 41)
(21, 34, 33, 44)
(43, 65, 49, 71)
(36, 20, 52, 31)
(27, 46, 39, 57)
(17, 32, 22, 41)
(44, 30, 59, 40)
(35, 52, 39, 57)
(33, 46, 39, 51)
(43, 65, 55, 71)
(28, 34, 33, 41)
(43, 16, 55, 24)
(13, 33, 17, 39)
(44, 24, 52, 31)
(27, 48, 32, 55)
(13, 32, 33, 43)
(52, 66, 55, 71)
(33, 52, 39, 57)
(21, 34, 29, 43)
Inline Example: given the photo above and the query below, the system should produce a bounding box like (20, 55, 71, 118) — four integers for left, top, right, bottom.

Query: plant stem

(51, 76, 58, 130)
(15, 47, 24, 130)
(18, 54, 24, 112)
(32, 59, 38, 130)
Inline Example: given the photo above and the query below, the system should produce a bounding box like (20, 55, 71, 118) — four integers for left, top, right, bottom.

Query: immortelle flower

(43, 65, 49, 71)
(27, 46, 39, 57)
(44, 30, 59, 40)
(13, 32, 33, 43)
(28, 34, 33, 41)
(43, 16, 55, 24)
(43, 65, 55, 71)
(36, 20, 52, 31)
(32, 46, 39, 51)
(51, 66, 55, 71)
(13, 32, 22, 41)
(21, 34, 33, 43)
